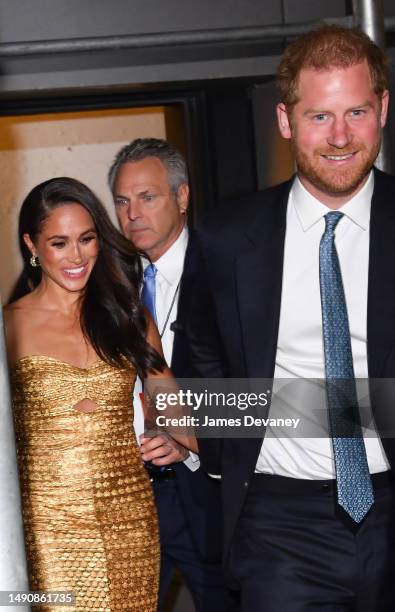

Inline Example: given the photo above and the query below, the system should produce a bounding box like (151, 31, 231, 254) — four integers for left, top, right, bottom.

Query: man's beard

(293, 140, 381, 198)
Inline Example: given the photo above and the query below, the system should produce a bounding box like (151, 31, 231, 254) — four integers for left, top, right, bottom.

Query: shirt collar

(143, 226, 188, 285)
(291, 170, 374, 232)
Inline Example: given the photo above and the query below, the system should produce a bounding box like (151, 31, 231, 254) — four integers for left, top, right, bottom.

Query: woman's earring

(30, 255, 40, 268)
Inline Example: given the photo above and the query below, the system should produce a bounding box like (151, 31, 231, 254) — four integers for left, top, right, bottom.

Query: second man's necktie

(319, 211, 374, 523)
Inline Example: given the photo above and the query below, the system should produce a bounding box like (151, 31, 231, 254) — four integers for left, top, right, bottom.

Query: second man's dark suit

(155, 232, 239, 611)
(187, 168, 395, 581)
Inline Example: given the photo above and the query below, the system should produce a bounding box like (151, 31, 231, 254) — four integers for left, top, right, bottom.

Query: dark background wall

(0, 0, 355, 93)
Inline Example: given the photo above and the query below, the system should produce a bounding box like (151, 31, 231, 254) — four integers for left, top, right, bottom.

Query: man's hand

(140, 433, 189, 466)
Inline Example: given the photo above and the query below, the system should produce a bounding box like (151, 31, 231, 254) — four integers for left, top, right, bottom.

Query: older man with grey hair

(109, 138, 238, 612)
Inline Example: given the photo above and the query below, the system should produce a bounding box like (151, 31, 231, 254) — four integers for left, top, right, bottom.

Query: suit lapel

(224, 183, 290, 486)
(171, 231, 197, 376)
(368, 169, 395, 377)
(235, 183, 290, 378)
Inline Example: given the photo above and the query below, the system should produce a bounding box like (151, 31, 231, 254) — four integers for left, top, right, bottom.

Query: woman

(4, 177, 191, 611)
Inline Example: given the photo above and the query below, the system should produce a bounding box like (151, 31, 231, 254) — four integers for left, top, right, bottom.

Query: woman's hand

(143, 312, 199, 454)
(139, 432, 189, 466)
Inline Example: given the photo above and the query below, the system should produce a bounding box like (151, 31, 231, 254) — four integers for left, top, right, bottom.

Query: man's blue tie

(319, 211, 374, 523)
(140, 263, 171, 473)
(141, 263, 158, 324)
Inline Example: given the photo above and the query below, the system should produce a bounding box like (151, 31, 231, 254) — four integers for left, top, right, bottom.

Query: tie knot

(144, 263, 157, 280)
(324, 211, 344, 235)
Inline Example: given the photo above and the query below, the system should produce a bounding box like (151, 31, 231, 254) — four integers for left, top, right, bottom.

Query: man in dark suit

(108, 138, 238, 611)
(188, 26, 395, 611)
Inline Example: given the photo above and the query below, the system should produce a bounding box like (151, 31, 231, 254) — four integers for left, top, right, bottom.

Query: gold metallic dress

(11, 355, 160, 611)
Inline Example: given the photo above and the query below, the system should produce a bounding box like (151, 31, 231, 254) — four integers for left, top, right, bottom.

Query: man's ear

(177, 183, 189, 214)
(380, 90, 389, 128)
(276, 103, 292, 140)
(23, 233, 35, 256)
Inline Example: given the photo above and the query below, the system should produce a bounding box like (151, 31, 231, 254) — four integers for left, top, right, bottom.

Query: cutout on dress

(73, 398, 98, 413)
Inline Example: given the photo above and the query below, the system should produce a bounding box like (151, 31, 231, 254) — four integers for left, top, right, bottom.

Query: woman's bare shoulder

(4, 296, 28, 323)
(4, 295, 35, 328)
(3, 294, 38, 362)
(5, 292, 35, 313)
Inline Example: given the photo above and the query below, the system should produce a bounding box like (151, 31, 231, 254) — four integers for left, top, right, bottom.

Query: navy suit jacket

(170, 231, 224, 561)
(188, 168, 395, 561)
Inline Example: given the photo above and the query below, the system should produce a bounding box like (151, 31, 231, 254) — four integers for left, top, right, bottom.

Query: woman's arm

(143, 313, 199, 454)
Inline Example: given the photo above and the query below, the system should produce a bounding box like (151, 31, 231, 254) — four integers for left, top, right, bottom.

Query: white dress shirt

(134, 227, 200, 471)
(256, 171, 390, 478)
(152, 227, 189, 365)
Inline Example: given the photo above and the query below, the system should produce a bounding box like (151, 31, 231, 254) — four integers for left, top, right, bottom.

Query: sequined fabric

(11, 356, 159, 611)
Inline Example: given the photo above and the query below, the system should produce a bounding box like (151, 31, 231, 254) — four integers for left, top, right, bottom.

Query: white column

(0, 306, 30, 610)
(353, 0, 392, 172)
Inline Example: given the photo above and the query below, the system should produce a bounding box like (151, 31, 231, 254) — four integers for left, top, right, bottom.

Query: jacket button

(243, 481, 249, 487)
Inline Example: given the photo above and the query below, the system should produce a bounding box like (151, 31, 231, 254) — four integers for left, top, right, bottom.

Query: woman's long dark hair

(10, 177, 165, 376)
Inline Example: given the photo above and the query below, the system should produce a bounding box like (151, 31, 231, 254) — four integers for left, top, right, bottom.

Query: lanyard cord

(159, 280, 181, 339)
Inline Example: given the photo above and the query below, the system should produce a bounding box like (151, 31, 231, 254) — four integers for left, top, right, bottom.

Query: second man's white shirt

(134, 227, 200, 471)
